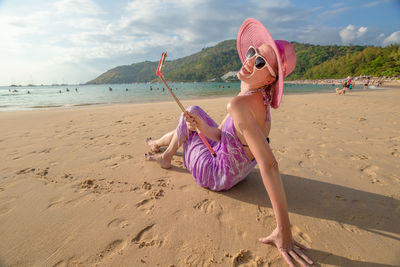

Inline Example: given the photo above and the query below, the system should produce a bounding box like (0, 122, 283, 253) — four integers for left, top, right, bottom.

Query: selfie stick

(156, 52, 216, 157)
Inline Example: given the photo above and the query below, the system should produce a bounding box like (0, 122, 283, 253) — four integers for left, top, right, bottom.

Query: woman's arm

(229, 98, 291, 236)
(228, 97, 313, 267)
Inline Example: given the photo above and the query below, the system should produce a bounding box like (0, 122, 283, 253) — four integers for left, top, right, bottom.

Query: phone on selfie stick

(156, 52, 216, 157)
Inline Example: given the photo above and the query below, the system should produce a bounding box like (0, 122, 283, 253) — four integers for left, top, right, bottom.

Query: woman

(145, 18, 313, 266)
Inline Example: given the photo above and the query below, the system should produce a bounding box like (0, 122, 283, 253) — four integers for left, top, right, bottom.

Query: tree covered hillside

(86, 40, 400, 84)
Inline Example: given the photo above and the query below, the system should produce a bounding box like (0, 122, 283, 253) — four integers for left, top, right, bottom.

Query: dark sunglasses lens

(246, 47, 256, 58)
(255, 57, 266, 69)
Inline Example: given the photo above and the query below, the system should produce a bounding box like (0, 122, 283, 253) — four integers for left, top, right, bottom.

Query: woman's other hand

(259, 227, 313, 267)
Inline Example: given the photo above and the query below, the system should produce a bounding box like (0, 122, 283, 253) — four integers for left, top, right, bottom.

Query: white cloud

(383, 31, 400, 46)
(53, 0, 104, 15)
(340, 25, 371, 44)
(318, 6, 351, 19)
(362, 0, 389, 8)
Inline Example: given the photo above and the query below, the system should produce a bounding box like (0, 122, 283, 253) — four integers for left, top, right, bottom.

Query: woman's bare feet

(146, 137, 160, 152)
(144, 152, 171, 169)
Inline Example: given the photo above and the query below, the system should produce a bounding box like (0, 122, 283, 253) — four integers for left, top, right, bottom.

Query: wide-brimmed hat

(237, 18, 296, 109)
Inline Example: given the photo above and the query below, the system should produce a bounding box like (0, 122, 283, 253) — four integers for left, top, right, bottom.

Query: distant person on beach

(335, 76, 352, 95)
(145, 18, 313, 266)
(364, 78, 370, 89)
(75, 88, 78, 92)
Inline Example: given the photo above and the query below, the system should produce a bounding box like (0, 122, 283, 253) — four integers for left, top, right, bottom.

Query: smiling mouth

(242, 65, 252, 74)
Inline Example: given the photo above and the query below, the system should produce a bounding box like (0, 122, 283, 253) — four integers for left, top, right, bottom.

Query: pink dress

(176, 88, 271, 191)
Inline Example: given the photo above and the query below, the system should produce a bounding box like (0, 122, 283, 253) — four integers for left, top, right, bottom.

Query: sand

(0, 88, 399, 267)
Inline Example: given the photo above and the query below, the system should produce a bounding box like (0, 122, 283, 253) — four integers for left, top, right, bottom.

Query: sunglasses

(245, 46, 276, 77)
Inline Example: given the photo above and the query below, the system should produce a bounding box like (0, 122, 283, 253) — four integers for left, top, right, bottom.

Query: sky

(0, 0, 399, 86)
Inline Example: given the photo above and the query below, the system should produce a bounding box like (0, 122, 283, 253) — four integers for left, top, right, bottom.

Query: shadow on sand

(221, 171, 400, 266)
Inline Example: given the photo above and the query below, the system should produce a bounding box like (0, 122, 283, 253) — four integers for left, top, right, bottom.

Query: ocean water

(0, 82, 365, 111)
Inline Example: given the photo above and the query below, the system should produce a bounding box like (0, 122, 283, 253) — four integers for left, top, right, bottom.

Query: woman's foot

(146, 137, 160, 152)
(144, 152, 171, 169)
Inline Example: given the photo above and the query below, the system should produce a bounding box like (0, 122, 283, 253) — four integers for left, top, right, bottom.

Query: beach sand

(0, 88, 399, 266)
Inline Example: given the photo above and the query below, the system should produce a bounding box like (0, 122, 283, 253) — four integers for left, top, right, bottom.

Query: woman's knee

(186, 105, 203, 116)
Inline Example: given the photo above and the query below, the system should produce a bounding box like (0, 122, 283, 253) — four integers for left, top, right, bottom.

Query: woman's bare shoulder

(228, 94, 264, 116)
(228, 94, 255, 110)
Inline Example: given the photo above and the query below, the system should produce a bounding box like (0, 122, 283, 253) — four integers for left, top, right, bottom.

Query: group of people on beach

(335, 76, 354, 95)
(145, 18, 313, 266)
(335, 76, 387, 95)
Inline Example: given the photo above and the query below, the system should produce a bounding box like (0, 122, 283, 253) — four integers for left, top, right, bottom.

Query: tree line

(86, 40, 399, 84)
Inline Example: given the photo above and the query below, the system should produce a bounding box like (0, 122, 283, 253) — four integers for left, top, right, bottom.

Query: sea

(0, 82, 373, 112)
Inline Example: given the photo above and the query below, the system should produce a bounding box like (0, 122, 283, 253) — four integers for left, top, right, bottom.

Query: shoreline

(1, 84, 398, 113)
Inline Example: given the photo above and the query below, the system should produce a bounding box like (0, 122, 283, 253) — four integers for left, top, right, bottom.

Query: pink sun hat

(237, 18, 296, 109)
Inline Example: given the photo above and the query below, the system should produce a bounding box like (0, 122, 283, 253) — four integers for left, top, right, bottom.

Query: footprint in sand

(114, 203, 127, 210)
(47, 194, 89, 209)
(256, 205, 274, 224)
(193, 199, 222, 216)
(52, 256, 79, 267)
(135, 198, 155, 214)
(350, 154, 369, 160)
(0, 195, 18, 216)
(97, 239, 127, 260)
(36, 167, 50, 177)
(339, 222, 362, 234)
(232, 250, 265, 267)
(107, 218, 129, 229)
(312, 168, 332, 177)
(292, 225, 312, 246)
(131, 224, 164, 248)
(360, 165, 379, 177)
(303, 149, 313, 159)
(391, 147, 399, 157)
(16, 168, 36, 175)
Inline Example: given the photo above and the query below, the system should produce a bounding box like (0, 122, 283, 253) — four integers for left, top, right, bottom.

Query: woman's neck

(241, 84, 268, 94)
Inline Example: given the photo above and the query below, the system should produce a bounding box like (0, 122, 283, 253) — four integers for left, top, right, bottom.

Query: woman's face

(237, 43, 278, 89)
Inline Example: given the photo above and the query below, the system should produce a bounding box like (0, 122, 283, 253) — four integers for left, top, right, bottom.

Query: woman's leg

(146, 130, 175, 152)
(145, 129, 179, 169)
(145, 105, 217, 169)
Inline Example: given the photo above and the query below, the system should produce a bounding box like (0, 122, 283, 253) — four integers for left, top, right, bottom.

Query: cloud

(53, 0, 104, 15)
(318, 6, 351, 19)
(362, 0, 389, 8)
(340, 25, 375, 45)
(383, 31, 400, 46)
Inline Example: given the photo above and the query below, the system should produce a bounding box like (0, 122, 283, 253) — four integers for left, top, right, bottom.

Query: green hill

(86, 40, 400, 84)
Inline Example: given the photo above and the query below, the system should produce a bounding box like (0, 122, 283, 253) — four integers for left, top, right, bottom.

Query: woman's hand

(183, 111, 202, 131)
(259, 227, 313, 267)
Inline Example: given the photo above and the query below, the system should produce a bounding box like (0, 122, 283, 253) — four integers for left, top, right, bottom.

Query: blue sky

(0, 0, 399, 85)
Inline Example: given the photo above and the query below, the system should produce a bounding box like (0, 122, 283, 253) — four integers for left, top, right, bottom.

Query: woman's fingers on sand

(289, 250, 309, 267)
(293, 247, 313, 265)
(282, 251, 296, 267)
